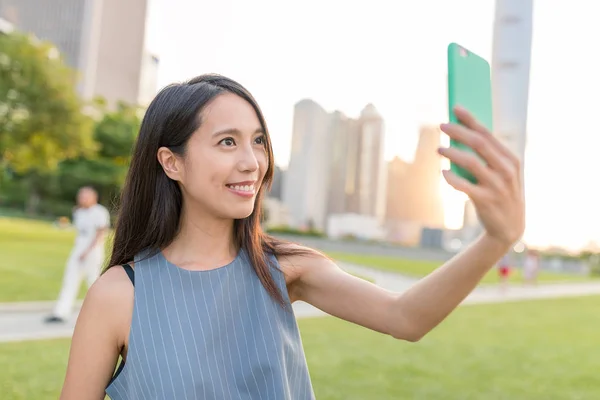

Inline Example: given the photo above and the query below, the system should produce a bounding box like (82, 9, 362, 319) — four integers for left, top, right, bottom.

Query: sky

(143, 0, 600, 251)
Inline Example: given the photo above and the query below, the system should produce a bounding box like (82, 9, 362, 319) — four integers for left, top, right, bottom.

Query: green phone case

(447, 43, 493, 184)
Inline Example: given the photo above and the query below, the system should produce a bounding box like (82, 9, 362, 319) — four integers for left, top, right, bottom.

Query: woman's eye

(255, 135, 265, 145)
(220, 138, 235, 146)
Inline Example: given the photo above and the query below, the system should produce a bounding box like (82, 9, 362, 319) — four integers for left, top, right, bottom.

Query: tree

(52, 101, 142, 214)
(92, 101, 141, 160)
(0, 32, 95, 212)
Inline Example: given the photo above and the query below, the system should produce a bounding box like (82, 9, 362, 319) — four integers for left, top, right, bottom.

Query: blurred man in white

(45, 187, 110, 323)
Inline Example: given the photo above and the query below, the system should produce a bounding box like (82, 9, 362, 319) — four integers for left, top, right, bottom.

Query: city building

(459, 199, 483, 247)
(268, 165, 284, 201)
(385, 125, 445, 245)
(282, 99, 333, 231)
(283, 100, 386, 235)
(491, 0, 533, 166)
(352, 104, 387, 220)
(0, 0, 152, 107)
(386, 125, 444, 225)
(138, 50, 160, 107)
(327, 213, 385, 241)
(385, 156, 410, 221)
(261, 197, 290, 229)
(326, 111, 357, 215)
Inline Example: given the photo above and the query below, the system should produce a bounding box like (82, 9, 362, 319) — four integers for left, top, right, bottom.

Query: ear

(157, 147, 184, 182)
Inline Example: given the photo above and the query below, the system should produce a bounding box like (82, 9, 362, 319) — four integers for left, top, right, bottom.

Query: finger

(454, 106, 521, 166)
(442, 169, 486, 199)
(440, 123, 516, 183)
(437, 146, 503, 190)
(454, 105, 491, 135)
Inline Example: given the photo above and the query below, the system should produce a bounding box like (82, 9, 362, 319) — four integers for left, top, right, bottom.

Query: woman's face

(159, 92, 269, 221)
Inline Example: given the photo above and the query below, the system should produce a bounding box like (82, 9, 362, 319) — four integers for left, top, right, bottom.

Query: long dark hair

(106, 74, 311, 307)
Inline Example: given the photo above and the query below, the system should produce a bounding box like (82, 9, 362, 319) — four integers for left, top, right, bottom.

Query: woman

(60, 74, 524, 399)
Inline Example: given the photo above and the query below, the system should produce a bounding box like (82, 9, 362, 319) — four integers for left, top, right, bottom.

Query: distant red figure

(497, 253, 511, 291)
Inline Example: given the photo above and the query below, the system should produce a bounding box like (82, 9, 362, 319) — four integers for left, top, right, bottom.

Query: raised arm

(60, 266, 133, 399)
(289, 106, 524, 342)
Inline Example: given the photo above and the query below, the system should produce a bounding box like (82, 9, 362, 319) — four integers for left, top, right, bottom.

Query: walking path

(2, 262, 600, 343)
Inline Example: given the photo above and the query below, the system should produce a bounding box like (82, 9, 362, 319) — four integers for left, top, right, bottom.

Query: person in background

(45, 186, 110, 324)
(523, 249, 541, 285)
(497, 252, 512, 292)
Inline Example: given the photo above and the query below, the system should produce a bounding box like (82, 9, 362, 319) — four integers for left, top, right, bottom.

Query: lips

(225, 180, 257, 196)
(225, 183, 255, 193)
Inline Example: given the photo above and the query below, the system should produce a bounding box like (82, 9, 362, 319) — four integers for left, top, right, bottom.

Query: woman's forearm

(394, 233, 509, 341)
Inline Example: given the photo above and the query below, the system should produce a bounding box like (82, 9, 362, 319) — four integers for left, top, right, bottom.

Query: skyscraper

(326, 111, 357, 215)
(354, 104, 387, 220)
(0, 0, 150, 107)
(386, 125, 444, 228)
(457, 0, 532, 248)
(284, 100, 386, 233)
(268, 165, 284, 201)
(385, 156, 410, 220)
(491, 0, 533, 167)
(282, 99, 333, 231)
(138, 50, 160, 107)
(461, 199, 483, 244)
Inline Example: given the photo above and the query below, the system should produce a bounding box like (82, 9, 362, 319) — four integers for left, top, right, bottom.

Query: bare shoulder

(81, 264, 135, 345)
(89, 264, 134, 304)
(276, 243, 332, 269)
(275, 243, 338, 300)
(277, 242, 329, 266)
(60, 265, 135, 398)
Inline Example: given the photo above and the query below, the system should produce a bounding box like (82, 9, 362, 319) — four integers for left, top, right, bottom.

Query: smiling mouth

(225, 183, 256, 193)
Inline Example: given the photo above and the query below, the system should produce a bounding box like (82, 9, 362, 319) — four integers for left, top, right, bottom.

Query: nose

(237, 144, 259, 173)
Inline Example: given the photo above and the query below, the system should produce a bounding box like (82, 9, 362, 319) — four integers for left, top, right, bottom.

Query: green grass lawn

(2, 295, 600, 399)
(0, 217, 108, 302)
(0, 217, 87, 302)
(0, 216, 591, 303)
(326, 251, 593, 285)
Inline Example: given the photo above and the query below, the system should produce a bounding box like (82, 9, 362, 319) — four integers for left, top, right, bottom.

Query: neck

(162, 202, 237, 270)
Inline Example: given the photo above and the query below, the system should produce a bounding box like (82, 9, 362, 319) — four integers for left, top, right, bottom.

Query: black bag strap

(121, 264, 134, 286)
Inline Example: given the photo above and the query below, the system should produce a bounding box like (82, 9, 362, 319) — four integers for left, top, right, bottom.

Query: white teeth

(229, 184, 254, 192)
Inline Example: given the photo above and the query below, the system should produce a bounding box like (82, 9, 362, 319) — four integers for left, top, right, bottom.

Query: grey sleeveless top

(105, 249, 315, 399)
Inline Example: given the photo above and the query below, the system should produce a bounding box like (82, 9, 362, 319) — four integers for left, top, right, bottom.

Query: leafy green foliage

(0, 32, 95, 175)
(0, 31, 143, 216)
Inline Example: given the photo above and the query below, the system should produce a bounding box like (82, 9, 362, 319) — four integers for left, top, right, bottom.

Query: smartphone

(447, 42, 493, 184)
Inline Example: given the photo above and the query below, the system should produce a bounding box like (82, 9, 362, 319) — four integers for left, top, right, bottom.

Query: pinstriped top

(105, 248, 315, 400)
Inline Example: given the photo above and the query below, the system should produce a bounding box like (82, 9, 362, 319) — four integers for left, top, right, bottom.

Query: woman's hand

(438, 106, 525, 249)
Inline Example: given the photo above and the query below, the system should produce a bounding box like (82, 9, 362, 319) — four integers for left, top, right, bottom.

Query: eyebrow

(212, 127, 264, 137)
